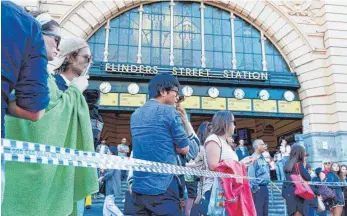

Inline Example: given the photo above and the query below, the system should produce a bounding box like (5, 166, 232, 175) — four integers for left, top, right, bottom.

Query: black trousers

(133, 177, 183, 216)
(252, 185, 269, 216)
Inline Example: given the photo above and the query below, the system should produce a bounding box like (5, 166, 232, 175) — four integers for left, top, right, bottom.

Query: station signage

(104, 63, 268, 81)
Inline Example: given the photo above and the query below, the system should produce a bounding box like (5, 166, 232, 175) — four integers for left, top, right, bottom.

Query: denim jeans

(276, 161, 285, 181)
(103, 195, 123, 216)
(76, 198, 85, 216)
(1, 159, 5, 204)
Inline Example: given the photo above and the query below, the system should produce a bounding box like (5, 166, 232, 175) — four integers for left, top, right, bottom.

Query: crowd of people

(1, 1, 347, 216)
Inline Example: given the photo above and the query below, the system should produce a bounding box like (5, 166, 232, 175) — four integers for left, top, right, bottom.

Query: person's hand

(71, 75, 89, 92)
(176, 104, 188, 123)
(98, 176, 104, 183)
(240, 156, 257, 167)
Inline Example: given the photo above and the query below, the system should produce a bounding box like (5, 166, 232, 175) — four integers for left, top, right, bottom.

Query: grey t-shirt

(117, 144, 129, 157)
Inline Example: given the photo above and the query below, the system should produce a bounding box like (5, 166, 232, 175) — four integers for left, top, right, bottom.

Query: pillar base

(296, 131, 347, 169)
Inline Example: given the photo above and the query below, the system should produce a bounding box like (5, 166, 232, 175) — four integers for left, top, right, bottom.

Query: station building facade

(15, 0, 347, 167)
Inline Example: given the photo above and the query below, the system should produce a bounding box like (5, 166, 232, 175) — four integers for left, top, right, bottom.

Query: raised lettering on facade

(105, 63, 268, 80)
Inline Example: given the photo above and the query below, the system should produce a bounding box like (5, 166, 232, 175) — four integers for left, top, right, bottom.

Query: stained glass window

(88, 2, 290, 73)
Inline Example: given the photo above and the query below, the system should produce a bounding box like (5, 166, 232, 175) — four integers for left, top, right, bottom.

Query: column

(231, 12, 237, 69)
(200, 2, 206, 68)
(170, 0, 175, 66)
(103, 19, 111, 62)
(137, 4, 144, 64)
(261, 31, 267, 71)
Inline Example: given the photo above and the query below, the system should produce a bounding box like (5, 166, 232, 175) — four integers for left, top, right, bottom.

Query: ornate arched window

(88, 1, 290, 73)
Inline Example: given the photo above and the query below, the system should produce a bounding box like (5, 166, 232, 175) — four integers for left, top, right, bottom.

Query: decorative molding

(169, 0, 175, 66)
(137, 4, 144, 64)
(230, 12, 237, 70)
(261, 31, 267, 72)
(103, 19, 111, 62)
(282, 0, 313, 17)
(200, 2, 206, 68)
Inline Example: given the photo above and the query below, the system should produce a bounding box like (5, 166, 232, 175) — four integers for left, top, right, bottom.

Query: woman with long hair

(282, 144, 311, 216)
(3, 13, 97, 216)
(198, 111, 255, 215)
(187, 121, 211, 209)
(327, 162, 345, 216)
(323, 159, 333, 175)
(280, 139, 291, 166)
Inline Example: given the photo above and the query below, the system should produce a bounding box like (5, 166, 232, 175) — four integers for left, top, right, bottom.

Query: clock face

(182, 86, 193, 97)
(99, 82, 112, 94)
(234, 88, 245, 100)
(259, 89, 270, 101)
(284, 91, 295, 102)
(128, 83, 139, 95)
(208, 87, 219, 98)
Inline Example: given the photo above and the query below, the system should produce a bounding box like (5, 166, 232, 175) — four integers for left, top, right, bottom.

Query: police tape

(1, 138, 346, 187)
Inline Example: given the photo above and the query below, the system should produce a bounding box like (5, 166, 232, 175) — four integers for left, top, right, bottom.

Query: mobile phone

(177, 95, 185, 104)
(81, 62, 91, 76)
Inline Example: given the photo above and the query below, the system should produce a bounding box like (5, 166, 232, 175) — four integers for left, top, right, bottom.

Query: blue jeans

(276, 161, 285, 181)
(1, 158, 5, 204)
(190, 190, 211, 216)
(76, 198, 85, 216)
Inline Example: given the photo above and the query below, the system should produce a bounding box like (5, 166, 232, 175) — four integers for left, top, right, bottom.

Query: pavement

(84, 198, 105, 216)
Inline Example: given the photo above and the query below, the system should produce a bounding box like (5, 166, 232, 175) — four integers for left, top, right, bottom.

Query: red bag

(290, 163, 315, 200)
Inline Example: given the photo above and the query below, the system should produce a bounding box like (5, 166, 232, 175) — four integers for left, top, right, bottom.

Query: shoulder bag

(290, 163, 315, 200)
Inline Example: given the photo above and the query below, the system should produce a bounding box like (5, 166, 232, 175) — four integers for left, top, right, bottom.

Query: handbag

(99, 181, 106, 195)
(317, 196, 326, 212)
(123, 190, 137, 215)
(207, 136, 226, 216)
(290, 163, 315, 200)
(318, 184, 336, 201)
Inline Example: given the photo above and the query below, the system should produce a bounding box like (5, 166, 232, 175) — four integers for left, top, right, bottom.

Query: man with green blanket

(2, 65, 99, 215)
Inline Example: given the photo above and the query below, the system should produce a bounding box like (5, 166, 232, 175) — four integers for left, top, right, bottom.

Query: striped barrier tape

(1, 138, 346, 187)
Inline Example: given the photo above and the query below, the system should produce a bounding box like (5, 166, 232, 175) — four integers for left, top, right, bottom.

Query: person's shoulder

(2, 1, 38, 26)
(205, 134, 219, 145)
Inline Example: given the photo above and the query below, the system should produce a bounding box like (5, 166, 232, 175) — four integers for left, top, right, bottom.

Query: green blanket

(2, 75, 99, 216)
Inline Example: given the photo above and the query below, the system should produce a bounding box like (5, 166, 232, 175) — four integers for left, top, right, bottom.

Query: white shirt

(60, 74, 71, 85)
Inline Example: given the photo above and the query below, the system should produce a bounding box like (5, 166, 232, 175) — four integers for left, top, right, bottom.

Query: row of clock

(183, 86, 295, 102)
(99, 82, 296, 102)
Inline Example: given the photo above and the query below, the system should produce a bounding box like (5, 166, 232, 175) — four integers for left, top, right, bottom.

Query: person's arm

(8, 100, 45, 121)
(205, 141, 221, 171)
(12, 19, 49, 120)
(170, 108, 190, 155)
(247, 162, 260, 193)
(103, 169, 115, 181)
(186, 131, 199, 161)
(298, 162, 311, 181)
(125, 146, 130, 153)
(326, 172, 341, 189)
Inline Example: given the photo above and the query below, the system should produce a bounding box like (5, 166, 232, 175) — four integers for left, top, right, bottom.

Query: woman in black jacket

(282, 144, 311, 216)
(327, 162, 345, 216)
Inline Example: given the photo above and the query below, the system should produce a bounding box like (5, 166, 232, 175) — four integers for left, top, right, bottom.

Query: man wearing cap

(248, 139, 271, 216)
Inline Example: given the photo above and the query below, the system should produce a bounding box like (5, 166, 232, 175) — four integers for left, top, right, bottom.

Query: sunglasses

(77, 54, 92, 63)
(324, 162, 331, 165)
(42, 31, 61, 47)
(231, 120, 236, 126)
(170, 89, 179, 96)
